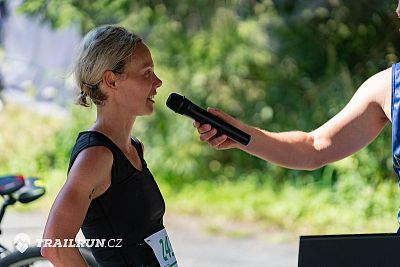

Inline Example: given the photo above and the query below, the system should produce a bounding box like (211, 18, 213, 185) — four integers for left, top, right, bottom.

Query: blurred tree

(18, 0, 400, 187)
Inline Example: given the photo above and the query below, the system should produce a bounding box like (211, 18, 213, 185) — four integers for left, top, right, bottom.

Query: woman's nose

(154, 74, 162, 88)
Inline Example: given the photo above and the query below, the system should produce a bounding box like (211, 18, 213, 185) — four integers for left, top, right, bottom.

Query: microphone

(166, 93, 251, 146)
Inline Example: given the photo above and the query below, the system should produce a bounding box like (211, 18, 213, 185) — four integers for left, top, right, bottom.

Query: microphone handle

(185, 102, 250, 145)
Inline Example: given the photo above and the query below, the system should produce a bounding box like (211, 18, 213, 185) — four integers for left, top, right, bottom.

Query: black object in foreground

(166, 93, 251, 146)
(298, 233, 400, 267)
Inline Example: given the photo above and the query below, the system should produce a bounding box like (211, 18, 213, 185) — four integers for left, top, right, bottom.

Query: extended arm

(195, 67, 391, 170)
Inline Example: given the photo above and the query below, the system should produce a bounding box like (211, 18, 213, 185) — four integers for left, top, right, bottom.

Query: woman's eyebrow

(140, 60, 154, 69)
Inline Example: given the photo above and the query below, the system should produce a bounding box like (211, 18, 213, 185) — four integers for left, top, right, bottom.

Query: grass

(158, 176, 399, 237)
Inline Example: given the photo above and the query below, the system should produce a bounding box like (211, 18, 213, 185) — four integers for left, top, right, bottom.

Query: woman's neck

(91, 108, 137, 152)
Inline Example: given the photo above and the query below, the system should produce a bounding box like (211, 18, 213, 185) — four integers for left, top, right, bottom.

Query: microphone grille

(166, 93, 185, 113)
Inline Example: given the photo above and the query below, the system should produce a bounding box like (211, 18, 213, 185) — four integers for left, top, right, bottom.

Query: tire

(0, 246, 98, 267)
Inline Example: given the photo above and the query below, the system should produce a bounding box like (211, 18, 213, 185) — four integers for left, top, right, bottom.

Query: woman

(41, 25, 177, 266)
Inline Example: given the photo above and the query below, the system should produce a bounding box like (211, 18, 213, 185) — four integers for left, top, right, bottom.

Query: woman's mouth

(147, 94, 155, 103)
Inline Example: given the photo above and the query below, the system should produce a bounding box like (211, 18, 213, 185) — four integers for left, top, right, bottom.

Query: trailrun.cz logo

(13, 233, 122, 253)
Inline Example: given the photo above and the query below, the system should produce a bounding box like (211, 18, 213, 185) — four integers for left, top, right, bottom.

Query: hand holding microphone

(166, 93, 251, 147)
(193, 108, 245, 149)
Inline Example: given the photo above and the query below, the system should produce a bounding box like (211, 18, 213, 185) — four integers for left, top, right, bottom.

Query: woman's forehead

(131, 42, 153, 69)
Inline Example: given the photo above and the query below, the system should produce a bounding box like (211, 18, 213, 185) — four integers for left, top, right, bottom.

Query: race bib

(144, 228, 178, 267)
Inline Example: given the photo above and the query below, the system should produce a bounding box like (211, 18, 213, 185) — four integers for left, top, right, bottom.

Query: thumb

(207, 107, 242, 128)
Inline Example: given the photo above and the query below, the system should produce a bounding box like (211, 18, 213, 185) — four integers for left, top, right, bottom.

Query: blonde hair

(73, 25, 141, 107)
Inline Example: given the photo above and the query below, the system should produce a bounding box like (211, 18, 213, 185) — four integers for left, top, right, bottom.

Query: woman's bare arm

(41, 146, 113, 266)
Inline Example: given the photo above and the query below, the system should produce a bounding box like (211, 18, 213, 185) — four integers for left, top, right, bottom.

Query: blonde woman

(41, 25, 177, 267)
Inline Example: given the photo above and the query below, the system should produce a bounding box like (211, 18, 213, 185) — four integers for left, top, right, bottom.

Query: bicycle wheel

(0, 246, 98, 267)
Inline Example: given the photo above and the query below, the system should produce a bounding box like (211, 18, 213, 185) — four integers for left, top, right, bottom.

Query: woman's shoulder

(69, 146, 113, 178)
(73, 131, 118, 152)
(76, 146, 113, 166)
(68, 131, 116, 173)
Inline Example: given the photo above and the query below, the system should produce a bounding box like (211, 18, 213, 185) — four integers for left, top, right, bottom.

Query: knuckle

(211, 140, 219, 148)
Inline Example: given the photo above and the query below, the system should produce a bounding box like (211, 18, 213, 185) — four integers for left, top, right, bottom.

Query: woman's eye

(145, 70, 152, 78)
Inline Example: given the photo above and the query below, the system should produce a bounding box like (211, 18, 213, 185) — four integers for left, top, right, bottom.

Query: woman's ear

(102, 70, 117, 89)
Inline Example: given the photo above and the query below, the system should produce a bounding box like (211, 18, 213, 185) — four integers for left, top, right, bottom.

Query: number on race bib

(145, 228, 178, 267)
(160, 236, 174, 261)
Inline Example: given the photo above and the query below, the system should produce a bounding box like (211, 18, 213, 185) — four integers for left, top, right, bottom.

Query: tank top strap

(68, 131, 118, 174)
(131, 137, 144, 159)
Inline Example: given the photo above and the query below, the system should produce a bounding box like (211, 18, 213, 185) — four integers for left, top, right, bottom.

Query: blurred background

(0, 0, 399, 252)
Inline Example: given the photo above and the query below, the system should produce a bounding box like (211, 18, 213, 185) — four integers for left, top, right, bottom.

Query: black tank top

(68, 131, 165, 266)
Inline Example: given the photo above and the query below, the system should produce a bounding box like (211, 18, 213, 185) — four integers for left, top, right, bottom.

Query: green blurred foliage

(122, 0, 398, 187)
(11, 0, 400, 232)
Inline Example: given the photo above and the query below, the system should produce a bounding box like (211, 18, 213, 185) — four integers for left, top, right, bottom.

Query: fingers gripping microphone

(166, 93, 251, 146)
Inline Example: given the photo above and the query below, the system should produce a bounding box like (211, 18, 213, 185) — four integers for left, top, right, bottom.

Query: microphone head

(166, 93, 185, 114)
